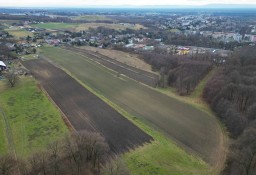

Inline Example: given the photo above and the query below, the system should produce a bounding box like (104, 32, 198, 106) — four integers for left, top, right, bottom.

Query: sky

(1, 0, 256, 7)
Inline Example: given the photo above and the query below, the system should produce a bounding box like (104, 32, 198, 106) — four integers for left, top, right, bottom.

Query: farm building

(0, 61, 6, 71)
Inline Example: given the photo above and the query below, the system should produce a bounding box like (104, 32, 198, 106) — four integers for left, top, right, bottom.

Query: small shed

(0, 61, 6, 71)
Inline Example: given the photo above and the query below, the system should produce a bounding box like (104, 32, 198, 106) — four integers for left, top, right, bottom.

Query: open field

(65, 47, 159, 87)
(0, 77, 68, 157)
(156, 68, 227, 172)
(23, 59, 152, 153)
(5, 28, 32, 38)
(71, 15, 113, 21)
(77, 46, 155, 73)
(31, 22, 78, 30)
(74, 23, 146, 31)
(41, 46, 225, 168)
(0, 20, 19, 25)
(31, 22, 145, 32)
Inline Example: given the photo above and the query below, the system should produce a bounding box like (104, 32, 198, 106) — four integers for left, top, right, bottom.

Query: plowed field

(23, 59, 152, 153)
(40, 47, 225, 166)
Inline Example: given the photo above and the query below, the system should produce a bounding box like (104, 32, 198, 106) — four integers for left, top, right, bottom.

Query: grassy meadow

(5, 28, 32, 38)
(0, 77, 68, 157)
(31, 22, 78, 30)
(31, 22, 145, 31)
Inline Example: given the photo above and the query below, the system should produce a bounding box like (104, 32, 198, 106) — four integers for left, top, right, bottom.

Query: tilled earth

(23, 59, 153, 153)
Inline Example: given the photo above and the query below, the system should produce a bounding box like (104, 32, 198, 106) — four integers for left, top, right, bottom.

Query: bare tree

(0, 154, 17, 175)
(48, 141, 60, 175)
(28, 151, 48, 175)
(5, 69, 19, 87)
(103, 156, 130, 175)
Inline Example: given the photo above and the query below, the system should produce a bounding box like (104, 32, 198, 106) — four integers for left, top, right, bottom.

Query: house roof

(0, 61, 6, 67)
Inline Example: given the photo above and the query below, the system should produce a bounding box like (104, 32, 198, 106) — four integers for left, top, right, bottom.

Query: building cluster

(159, 14, 256, 43)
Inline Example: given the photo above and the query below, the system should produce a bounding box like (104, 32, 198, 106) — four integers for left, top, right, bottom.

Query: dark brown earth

(23, 59, 153, 153)
(65, 47, 159, 87)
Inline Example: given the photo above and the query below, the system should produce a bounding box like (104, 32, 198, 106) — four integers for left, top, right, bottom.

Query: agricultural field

(0, 20, 19, 25)
(74, 23, 145, 31)
(31, 22, 145, 31)
(5, 28, 32, 38)
(23, 59, 152, 153)
(65, 47, 159, 87)
(0, 77, 68, 157)
(31, 22, 78, 30)
(41, 46, 226, 170)
(77, 46, 154, 73)
(71, 15, 113, 21)
(20, 54, 38, 61)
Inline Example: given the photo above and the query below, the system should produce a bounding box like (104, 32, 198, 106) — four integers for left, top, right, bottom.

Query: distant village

(1, 12, 256, 65)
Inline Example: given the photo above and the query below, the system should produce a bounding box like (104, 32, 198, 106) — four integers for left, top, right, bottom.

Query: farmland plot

(41, 47, 225, 166)
(23, 59, 152, 153)
(65, 47, 159, 87)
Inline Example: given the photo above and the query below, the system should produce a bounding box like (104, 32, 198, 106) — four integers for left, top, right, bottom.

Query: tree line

(139, 51, 212, 95)
(203, 46, 256, 175)
(0, 131, 129, 175)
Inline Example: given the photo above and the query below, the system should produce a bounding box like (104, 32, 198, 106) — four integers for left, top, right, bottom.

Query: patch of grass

(0, 77, 68, 157)
(31, 23, 78, 30)
(21, 54, 38, 61)
(169, 28, 181, 33)
(156, 68, 218, 116)
(0, 110, 8, 154)
(94, 91, 212, 175)
(156, 68, 228, 173)
(77, 46, 155, 73)
(5, 28, 32, 38)
(96, 95, 212, 175)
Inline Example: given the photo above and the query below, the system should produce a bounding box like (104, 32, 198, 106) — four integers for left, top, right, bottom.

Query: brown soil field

(65, 47, 159, 87)
(23, 59, 153, 153)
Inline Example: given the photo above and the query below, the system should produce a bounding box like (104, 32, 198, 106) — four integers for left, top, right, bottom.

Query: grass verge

(0, 76, 68, 157)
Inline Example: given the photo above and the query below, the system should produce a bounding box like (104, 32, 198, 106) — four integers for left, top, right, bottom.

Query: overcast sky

(1, 0, 256, 7)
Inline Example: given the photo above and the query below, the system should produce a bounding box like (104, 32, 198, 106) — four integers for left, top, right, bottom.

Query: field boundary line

(22, 62, 76, 133)
(37, 83, 76, 132)
(0, 107, 17, 159)
(63, 48, 159, 89)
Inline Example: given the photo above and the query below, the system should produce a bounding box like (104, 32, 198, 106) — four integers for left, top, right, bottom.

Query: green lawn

(5, 29, 32, 38)
(31, 23, 78, 30)
(41, 46, 225, 174)
(0, 77, 68, 157)
(0, 111, 7, 154)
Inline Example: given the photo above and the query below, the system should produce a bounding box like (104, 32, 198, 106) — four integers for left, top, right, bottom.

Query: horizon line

(1, 4, 256, 9)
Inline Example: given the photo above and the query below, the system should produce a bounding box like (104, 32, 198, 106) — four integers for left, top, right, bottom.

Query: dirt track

(23, 59, 152, 153)
(65, 47, 159, 87)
